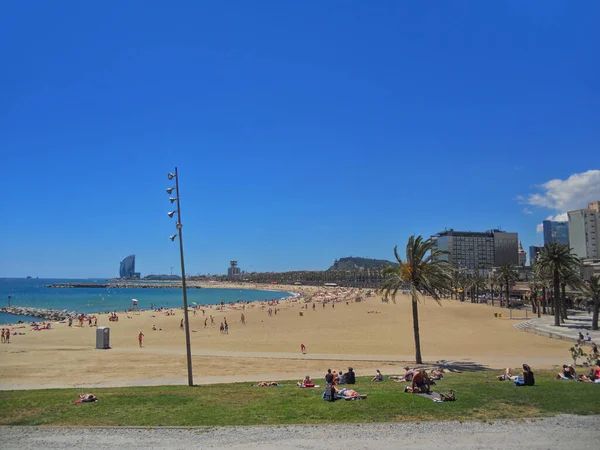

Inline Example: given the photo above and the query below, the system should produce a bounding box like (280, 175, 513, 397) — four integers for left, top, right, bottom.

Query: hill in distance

(327, 257, 399, 271)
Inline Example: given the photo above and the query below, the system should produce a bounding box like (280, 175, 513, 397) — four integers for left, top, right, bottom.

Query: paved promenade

(515, 311, 600, 344)
(2, 416, 599, 449)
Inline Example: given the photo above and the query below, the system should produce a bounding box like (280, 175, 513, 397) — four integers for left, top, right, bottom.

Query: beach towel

(414, 391, 443, 402)
(341, 394, 367, 400)
(299, 384, 320, 388)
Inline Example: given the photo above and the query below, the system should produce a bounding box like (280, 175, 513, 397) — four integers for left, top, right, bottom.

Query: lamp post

(166, 167, 194, 387)
(7, 295, 11, 307)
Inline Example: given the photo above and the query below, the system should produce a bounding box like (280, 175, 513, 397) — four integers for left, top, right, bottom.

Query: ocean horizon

(0, 278, 292, 325)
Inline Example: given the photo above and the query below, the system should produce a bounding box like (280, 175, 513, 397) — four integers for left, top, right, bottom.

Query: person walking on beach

(1, 328, 5, 344)
(241, 313, 246, 325)
(138, 331, 144, 347)
(204, 318, 208, 328)
(301, 343, 306, 354)
(180, 319, 184, 331)
(5, 329, 10, 344)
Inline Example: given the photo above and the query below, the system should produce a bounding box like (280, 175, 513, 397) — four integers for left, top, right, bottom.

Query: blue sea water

(0, 278, 292, 324)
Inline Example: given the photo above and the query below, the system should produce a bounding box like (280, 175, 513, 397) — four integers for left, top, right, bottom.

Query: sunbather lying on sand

(255, 381, 280, 387)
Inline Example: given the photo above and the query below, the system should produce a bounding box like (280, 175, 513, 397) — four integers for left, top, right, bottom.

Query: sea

(0, 278, 293, 325)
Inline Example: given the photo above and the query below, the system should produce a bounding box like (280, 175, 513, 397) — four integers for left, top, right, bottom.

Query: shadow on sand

(430, 360, 490, 373)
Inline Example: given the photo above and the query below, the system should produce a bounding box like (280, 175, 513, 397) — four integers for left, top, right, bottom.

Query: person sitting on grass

(513, 364, 535, 386)
(371, 369, 383, 382)
(344, 367, 356, 385)
(297, 375, 315, 388)
(557, 365, 576, 380)
(404, 369, 430, 393)
(589, 360, 600, 382)
(390, 366, 415, 382)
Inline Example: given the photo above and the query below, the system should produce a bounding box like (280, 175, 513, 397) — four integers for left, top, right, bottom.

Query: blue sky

(1, 1, 599, 278)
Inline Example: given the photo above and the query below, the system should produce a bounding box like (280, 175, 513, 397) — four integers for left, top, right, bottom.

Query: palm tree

(534, 243, 581, 327)
(498, 264, 518, 309)
(379, 235, 453, 364)
(560, 267, 585, 323)
(471, 270, 486, 303)
(588, 276, 600, 330)
(488, 273, 500, 307)
(528, 280, 541, 317)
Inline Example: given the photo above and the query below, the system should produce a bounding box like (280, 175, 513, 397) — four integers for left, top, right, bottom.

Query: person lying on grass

(430, 368, 444, 380)
(333, 386, 366, 399)
(76, 393, 98, 403)
(255, 381, 280, 387)
(403, 369, 430, 393)
(557, 365, 576, 380)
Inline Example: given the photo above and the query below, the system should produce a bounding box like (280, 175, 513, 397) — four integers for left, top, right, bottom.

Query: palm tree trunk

(561, 283, 567, 323)
(505, 279, 510, 310)
(593, 299, 599, 330)
(411, 294, 423, 364)
(542, 287, 547, 314)
(553, 268, 560, 327)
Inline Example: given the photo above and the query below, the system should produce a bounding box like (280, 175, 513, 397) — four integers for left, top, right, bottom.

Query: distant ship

(26, 276, 32, 279)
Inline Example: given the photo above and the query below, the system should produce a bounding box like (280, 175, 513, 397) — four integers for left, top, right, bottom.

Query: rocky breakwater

(0, 306, 79, 321)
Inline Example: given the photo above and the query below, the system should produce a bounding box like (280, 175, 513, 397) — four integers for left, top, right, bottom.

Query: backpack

(440, 390, 456, 402)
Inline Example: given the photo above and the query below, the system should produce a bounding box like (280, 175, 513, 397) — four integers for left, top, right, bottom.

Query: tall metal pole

(174, 167, 194, 386)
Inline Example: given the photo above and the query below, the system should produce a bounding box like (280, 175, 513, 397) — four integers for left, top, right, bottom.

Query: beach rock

(0, 306, 79, 321)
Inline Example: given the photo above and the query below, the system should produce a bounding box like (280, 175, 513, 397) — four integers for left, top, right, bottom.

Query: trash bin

(498, 313, 503, 318)
(299, 311, 304, 316)
(96, 326, 110, 349)
(494, 313, 498, 318)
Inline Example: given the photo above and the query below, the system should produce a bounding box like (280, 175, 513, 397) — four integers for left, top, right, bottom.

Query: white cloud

(535, 212, 569, 233)
(522, 208, 533, 215)
(524, 170, 600, 211)
(548, 212, 568, 222)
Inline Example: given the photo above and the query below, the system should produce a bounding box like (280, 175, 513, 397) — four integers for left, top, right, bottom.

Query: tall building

(494, 231, 519, 266)
(542, 220, 569, 246)
(529, 246, 543, 265)
(119, 255, 136, 278)
(568, 205, 599, 259)
(518, 241, 527, 267)
(432, 229, 518, 271)
(227, 260, 241, 278)
(589, 201, 600, 212)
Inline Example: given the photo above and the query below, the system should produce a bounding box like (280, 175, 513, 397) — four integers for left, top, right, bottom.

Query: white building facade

(568, 208, 599, 259)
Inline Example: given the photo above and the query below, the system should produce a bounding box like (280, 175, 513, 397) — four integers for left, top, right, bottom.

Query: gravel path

(2, 415, 598, 449)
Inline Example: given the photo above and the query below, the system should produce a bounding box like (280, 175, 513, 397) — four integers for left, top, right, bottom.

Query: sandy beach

(0, 283, 572, 390)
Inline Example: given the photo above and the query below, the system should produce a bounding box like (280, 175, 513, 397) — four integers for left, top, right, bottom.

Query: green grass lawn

(0, 371, 598, 426)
